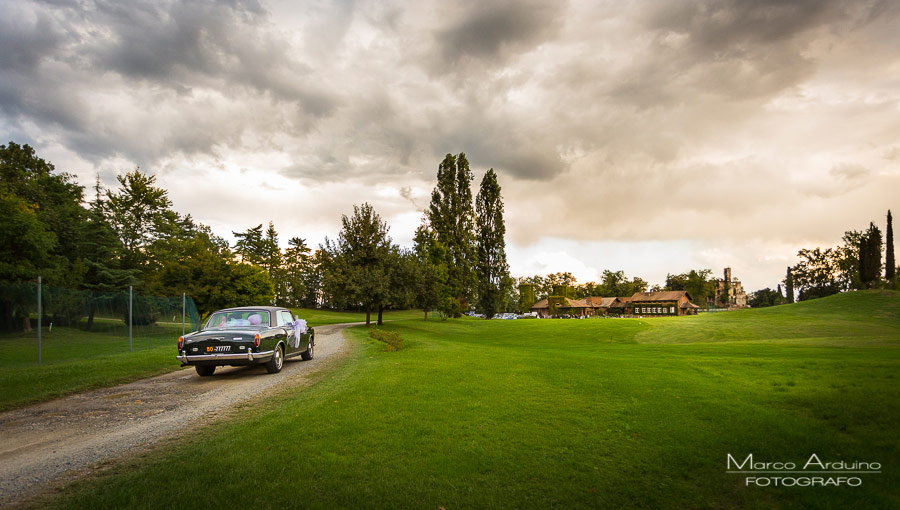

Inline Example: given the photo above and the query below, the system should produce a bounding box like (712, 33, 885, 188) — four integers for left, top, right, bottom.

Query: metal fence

(0, 279, 200, 366)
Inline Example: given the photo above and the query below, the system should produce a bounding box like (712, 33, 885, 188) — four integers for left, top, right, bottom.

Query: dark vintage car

(177, 306, 315, 376)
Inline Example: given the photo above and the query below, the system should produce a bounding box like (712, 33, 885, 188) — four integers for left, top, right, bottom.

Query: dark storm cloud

(0, 0, 339, 164)
(430, 0, 566, 73)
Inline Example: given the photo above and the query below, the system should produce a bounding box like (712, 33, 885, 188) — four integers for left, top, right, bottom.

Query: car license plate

(207, 346, 231, 352)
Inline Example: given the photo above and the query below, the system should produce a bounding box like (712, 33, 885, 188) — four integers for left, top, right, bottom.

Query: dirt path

(0, 323, 355, 508)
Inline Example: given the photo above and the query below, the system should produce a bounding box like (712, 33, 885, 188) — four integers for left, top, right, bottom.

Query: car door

(277, 310, 298, 353)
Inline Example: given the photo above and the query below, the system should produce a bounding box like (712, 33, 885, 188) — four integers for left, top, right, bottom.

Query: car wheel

(301, 338, 314, 361)
(266, 345, 284, 374)
(195, 365, 215, 377)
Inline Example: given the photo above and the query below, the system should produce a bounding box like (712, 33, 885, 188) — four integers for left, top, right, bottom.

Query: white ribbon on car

(292, 319, 308, 348)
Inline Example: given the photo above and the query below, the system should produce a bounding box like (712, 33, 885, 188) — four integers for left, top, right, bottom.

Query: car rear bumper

(177, 350, 274, 365)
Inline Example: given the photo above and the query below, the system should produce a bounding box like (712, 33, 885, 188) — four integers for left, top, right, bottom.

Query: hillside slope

(634, 290, 900, 344)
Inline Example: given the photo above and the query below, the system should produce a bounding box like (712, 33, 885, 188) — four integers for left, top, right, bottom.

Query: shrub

(369, 328, 403, 351)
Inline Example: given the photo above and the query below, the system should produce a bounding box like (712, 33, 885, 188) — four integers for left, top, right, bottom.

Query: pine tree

(426, 153, 476, 314)
(475, 169, 511, 319)
(886, 210, 895, 283)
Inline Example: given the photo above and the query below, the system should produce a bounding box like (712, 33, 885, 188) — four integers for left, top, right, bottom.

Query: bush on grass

(369, 329, 402, 351)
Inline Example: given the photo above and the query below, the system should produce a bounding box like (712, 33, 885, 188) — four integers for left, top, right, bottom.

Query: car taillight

(254, 333, 260, 348)
(178, 336, 184, 350)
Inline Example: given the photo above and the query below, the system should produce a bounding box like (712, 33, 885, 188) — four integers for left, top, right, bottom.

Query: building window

(669, 306, 675, 314)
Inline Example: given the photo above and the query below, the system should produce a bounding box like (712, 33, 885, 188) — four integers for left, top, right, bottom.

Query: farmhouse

(630, 290, 698, 316)
(530, 297, 594, 317)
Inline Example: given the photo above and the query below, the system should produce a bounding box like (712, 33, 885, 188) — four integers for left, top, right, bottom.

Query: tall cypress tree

(475, 169, 510, 319)
(859, 222, 883, 288)
(785, 266, 795, 303)
(426, 153, 476, 313)
(886, 210, 895, 282)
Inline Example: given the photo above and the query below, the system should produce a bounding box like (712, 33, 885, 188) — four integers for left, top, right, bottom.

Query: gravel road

(0, 323, 353, 508)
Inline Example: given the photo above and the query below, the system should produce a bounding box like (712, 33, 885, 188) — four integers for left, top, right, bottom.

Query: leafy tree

(791, 248, 841, 300)
(146, 229, 273, 317)
(426, 153, 476, 314)
(597, 270, 647, 297)
(0, 192, 56, 283)
(474, 169, 511, 319)
(322, 203, 392, 326)
(665, 269, 715, 306)
(749, 287, 782, 308)
(413, 222, 448, 320)
(0, 141, 87, 287)
(377, 247, 418, 325)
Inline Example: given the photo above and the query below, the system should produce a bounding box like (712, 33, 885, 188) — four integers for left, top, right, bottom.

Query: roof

(630, 291, 692, 302)
(530, 297, 591, 309)
(681, 302, 701, 309)
(531, 299, 550, 309)
(583, 296, 617, 308)
(217, 306, 289, 312)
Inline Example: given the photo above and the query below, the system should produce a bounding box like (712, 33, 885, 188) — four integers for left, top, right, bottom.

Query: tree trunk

(22, 316, 32, 333)
(377, 305, 384, 326)
(365, 304, 371, 327)
(87, 309, 95, 331)
(424, 309, 428, 321)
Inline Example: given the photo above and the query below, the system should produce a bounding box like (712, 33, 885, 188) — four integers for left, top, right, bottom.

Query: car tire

(301, 337, 314, 361)
(266, 345, 284, 374)
(195, 365, 215, 377)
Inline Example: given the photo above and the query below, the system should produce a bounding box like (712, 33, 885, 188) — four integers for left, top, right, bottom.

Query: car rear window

(205, 310, 270, 329)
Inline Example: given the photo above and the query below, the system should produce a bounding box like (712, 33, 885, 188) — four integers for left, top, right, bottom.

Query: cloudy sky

(2, 0, 899, 291)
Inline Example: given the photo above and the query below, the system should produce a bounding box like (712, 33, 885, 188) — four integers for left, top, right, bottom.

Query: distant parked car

(177, 306, 315, 377)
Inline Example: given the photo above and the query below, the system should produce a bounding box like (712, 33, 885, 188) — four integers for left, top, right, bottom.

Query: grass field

(0, 309, 422, 411)
(48, 290, 900, 509)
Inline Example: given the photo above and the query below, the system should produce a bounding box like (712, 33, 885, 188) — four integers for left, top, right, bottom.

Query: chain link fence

(0, 279, 200, 366)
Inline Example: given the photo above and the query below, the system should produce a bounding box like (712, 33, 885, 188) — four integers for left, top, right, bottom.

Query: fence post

(37, 276, 42, 365)
(182, 293, 186, 336)
(129, 285, 133, 352)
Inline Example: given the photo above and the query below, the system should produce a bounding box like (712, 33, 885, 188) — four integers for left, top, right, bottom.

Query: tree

(859, 222, 882, 288)
(377, 247, 418, 325)
(323, 203, 392, 326)
(233, 224, 265, 265)
(785, 267, 794, 303)
(0, 141, 87, 287)
(426, 153, 476, 314)
(665, 269, 715, 306)
(474, 169, 511, 319)
(597, 270, 647, 297)
(792, 248, 841, 300)
(275, 237, 317, 308)
(413, 222, 448, 320)
(886, 210, 895, 285)
(749, 288, 782, 308)
(81, 177, 140, 329)
(145, 228, 274, 317)
(104, 169, 176, 273)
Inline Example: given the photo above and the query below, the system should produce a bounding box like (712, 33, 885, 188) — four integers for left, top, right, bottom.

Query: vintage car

(177, 306, 315, 376)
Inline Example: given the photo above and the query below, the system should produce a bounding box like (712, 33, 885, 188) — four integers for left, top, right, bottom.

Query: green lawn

(49, 291, 900, 509)
(0, 321, 186, 411)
